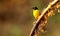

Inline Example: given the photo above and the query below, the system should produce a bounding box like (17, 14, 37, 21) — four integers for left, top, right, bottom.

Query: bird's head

(32, 6, 38, 10)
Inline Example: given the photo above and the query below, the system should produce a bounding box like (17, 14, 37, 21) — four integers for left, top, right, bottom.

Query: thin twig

(29, 0, 60, 36)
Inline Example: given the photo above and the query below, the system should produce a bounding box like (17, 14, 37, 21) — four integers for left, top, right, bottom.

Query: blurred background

(0, 0, 60, 36)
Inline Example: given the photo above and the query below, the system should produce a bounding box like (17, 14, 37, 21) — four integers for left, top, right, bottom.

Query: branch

(29, 0, 60, 36)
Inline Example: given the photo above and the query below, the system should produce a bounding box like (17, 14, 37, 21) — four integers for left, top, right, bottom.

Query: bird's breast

(33, 10, 40, 20)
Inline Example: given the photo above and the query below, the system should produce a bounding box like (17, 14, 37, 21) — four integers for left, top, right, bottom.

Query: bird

(32, 6, 41, 20)
(32, 6, 47, 33)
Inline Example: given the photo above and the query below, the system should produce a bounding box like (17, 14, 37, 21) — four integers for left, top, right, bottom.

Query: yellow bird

(32, 7, 41, 20)
(32, 7, 47, 33)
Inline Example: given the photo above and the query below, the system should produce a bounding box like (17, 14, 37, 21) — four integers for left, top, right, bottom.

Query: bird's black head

(33, 7, 38, 10)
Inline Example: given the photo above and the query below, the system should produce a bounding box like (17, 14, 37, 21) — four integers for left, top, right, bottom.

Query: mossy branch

(29, 0, 60, 36)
